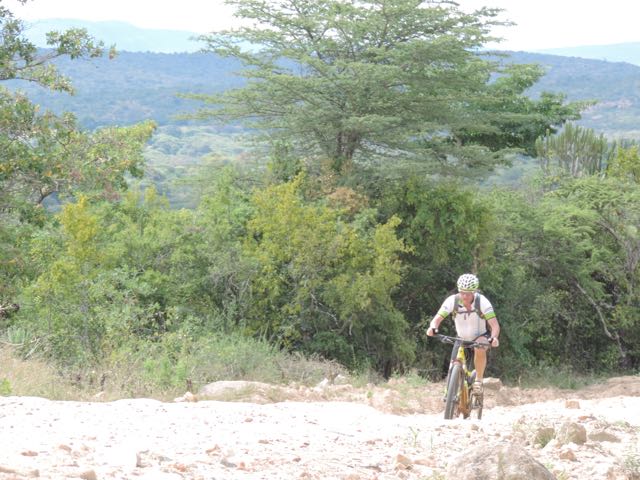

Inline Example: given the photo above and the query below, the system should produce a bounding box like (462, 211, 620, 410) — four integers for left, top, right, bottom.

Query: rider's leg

(473, 335, 490, 381)
(472, 348, 487, 395)
(474, 348, 487, 381)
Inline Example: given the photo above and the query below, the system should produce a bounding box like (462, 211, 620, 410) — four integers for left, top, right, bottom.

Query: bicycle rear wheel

(444, 363, 463, 419)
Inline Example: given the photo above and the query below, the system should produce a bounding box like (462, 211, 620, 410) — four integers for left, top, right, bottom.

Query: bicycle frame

(435, 334, 488, 420)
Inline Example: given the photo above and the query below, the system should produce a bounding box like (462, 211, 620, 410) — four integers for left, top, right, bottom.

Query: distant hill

(536, 43, 640, 66)
(23, 19, 640, 69)
(13, 19, 640, 139)
(23, 19, 205, 53)
(5, 51, 245, 128)
(6, 48, 640, 140)
(506, 51, 640, 139)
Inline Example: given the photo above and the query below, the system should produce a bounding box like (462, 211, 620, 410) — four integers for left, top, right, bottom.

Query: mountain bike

(435, 333, 490, 420)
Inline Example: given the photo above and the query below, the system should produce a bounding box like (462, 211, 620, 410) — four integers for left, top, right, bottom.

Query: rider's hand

(427, 326, 437, 337)
(490, 337, 500, 347)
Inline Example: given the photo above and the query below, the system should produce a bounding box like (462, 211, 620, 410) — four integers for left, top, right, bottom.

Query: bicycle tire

(444, 363, 463, 419)
(475, 392, 484, 419)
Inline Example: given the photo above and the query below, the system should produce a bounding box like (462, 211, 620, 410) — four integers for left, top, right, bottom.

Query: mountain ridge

(23, 18, 640, 66)
(536, 42, 640, 65)
(9, 20, 640, 141)
(7, 48, 639, 139)
(24, 18, 206, 53)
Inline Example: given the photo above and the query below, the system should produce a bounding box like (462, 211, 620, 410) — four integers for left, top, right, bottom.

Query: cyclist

(426, 273, 500, 393)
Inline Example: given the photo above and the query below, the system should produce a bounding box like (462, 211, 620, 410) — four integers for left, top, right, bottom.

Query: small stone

(396, 453, 413, 469)
(534, 426, 556, 447)
(205, 445, 221, 455)
(557, 422, 587, 445)
(173, 392, 197, 402)
(559, 449, 577, 461)
(588, 430, 621, 443)
(79, 470, 97, 480)
(220, 458, 237, 468)
(414, 457, 436, 467)
(482, 378, 503, 391)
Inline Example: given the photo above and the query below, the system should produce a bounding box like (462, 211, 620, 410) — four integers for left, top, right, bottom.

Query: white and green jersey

(437, 293, 496, 341)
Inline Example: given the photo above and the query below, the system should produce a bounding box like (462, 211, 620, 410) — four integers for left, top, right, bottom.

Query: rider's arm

(479, 294, 500, 347)
(487, 317, 500, 347)
(427, 315, 444, 336)
(427, 295, 454, 336)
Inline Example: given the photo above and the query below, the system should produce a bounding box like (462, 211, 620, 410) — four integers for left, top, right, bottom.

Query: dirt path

(0, 376, 638, 479)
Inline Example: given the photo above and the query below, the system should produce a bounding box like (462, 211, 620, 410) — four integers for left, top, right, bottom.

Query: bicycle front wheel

(444, 363, 463, 419)
(473, 391, 484, 420)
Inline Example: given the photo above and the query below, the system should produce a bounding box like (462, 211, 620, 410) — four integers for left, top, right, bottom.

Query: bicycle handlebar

(434, 333, 491, 350)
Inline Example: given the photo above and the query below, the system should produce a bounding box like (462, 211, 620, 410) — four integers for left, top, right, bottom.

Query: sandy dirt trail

(0, 376, 638, 479)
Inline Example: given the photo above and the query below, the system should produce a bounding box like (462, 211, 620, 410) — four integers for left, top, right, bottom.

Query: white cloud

(4, 0, 640, 49)
(3, 0, 238, 33)
(457, 0, 640, 50)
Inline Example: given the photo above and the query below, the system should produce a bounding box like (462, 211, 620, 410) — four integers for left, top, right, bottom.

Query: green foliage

(177, 167, 255, 326)
(0, 217, 37, 307)
(242, 175, 413, 373)
(12, 170, 252, 367)
(518, 364, 604, 391)
(0, 378, 11, 396)
(135, 330, 287, 389)
(1, 3, 154, 221)
(377, 178, 494, 318)
(487, 172, 640, 376)
(607, 145, 640, 182)
(19, 196, 110, 363)
(458, 65, 585, 156)
(193, 0, 582, 174)
(15, 191, 177, 364)
(0, 91, 156, 215)
(372, 178, 497, 377)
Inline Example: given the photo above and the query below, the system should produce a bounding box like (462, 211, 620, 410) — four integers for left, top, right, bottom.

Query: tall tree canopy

(192, 0, 584, 174)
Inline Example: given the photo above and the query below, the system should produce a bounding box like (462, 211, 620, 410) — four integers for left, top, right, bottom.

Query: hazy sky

(4, 0, 639, 51)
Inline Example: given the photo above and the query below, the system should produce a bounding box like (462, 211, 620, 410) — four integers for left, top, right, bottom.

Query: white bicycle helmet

(457, 273, 479, 292)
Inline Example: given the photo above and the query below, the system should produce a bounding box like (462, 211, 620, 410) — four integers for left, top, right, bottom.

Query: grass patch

(623, 452, 640, 480)
(0, 345, 86, 400)
(507, 363, 605, 390)
(0, 332, 348, 402)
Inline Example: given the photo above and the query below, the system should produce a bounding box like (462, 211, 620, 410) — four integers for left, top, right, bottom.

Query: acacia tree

(192, 0, 583, 174)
